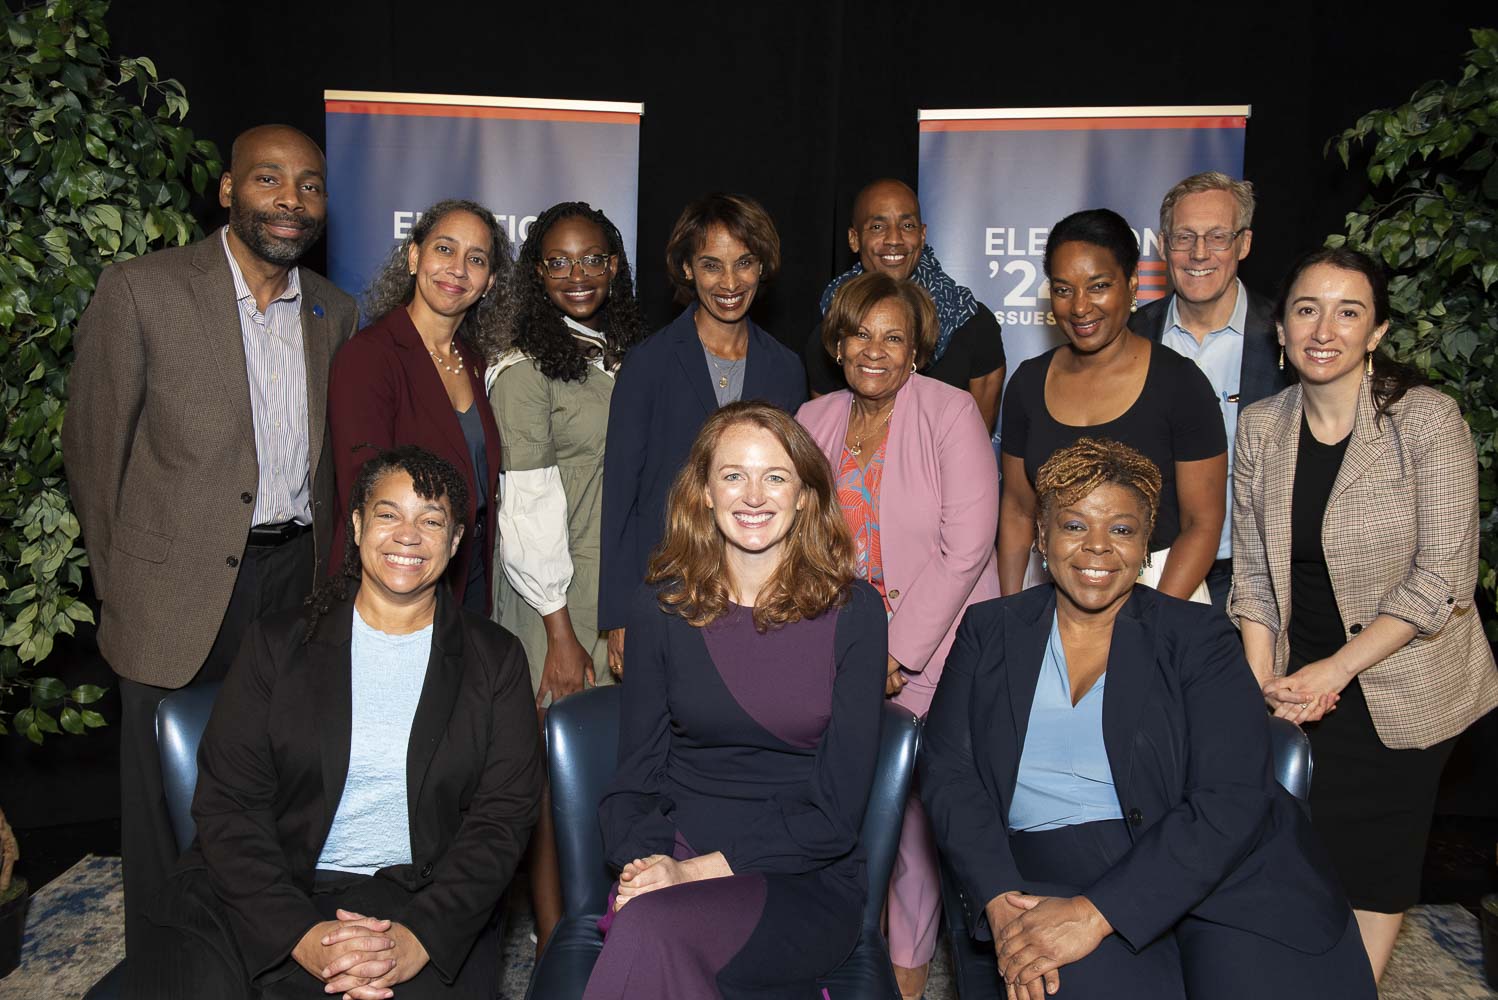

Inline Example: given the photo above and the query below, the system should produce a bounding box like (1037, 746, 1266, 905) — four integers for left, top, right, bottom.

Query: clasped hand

(985, 891, 1111, 1000)
(292, 908, 429, 999)
(1261, 656, 1348, 724)
(612, 851, 734, 912)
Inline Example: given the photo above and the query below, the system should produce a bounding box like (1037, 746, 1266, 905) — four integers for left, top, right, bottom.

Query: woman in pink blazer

(797, 272, 1000, 999)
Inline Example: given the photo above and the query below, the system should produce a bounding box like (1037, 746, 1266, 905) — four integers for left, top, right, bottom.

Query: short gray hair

(1159, 171, 1255, 235)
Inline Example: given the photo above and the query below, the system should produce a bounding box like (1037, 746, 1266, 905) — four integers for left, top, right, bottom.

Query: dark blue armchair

(526, 685, 920, 1000)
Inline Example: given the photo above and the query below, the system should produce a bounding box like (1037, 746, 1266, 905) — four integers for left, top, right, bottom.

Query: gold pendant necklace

(708, 355, 736, 389)
(848, 403, 894, 457)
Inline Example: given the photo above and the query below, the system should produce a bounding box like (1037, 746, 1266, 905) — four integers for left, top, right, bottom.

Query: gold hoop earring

(835, 353, 843, 365)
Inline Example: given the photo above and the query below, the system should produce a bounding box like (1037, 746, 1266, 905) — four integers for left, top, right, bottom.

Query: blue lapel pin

(312, 303, 324, 318)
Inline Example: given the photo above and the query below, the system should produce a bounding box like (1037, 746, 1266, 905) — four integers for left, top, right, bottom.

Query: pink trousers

(887, 675, 941, 968)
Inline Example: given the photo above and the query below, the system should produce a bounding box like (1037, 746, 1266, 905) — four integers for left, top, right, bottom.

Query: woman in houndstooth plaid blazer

(1230, 246, 1498, 983)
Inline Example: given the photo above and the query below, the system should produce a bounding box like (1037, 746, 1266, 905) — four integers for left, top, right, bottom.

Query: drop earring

(1131, 296, 1138, 314)
(1041, 556, 1048, 574)
(836, 352, 843, 365)
(1365, 351, 1374, 376)
(1278, 347, 1285, 371)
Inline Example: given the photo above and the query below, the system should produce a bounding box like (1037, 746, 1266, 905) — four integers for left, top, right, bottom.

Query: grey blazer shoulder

(62, 231, 358, 687)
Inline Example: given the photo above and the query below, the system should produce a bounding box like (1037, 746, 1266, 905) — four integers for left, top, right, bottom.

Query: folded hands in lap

(292, 908, 429, 1000)
(986, 891, 1112, 1000)
(612, 852, 735, 912)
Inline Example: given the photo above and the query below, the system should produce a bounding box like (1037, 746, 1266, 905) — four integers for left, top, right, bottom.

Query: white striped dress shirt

(221, 228, 312, 526)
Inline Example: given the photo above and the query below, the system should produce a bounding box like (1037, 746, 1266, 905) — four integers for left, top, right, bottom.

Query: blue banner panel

(918, 111, 1247, 410)
(324, 95, 641, 311)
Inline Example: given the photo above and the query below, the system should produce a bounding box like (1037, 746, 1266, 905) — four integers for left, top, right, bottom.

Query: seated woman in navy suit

(920, 438, 1374, 999)
(584, 401, 886, 999)
(133, 447, 542, 1000)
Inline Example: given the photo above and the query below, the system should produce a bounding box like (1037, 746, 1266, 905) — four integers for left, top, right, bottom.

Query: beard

(228, 200, 325, 265)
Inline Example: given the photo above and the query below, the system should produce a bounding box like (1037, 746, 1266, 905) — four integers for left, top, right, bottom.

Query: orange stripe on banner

(1138, 261, 1166, 270)
(325, 100, 639, 124)
(920, 116, 1245, 132)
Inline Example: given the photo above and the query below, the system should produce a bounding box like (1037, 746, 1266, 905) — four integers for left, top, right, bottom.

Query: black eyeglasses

(1165, 229, 1246, 252)
(541, 253, 612, 277)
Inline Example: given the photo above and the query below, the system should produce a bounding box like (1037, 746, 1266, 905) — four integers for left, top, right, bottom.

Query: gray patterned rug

(0, 856, 1492, 999)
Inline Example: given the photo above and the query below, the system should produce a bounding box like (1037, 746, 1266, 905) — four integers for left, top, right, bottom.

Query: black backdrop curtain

(106, 1, 1479, 342)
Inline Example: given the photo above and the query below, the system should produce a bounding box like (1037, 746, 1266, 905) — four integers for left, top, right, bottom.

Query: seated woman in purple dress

(582, 401, 888, 999)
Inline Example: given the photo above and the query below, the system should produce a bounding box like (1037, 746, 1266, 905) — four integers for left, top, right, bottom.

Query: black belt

(1210, 557, 1233, 575)
(248, 520, 312, 547)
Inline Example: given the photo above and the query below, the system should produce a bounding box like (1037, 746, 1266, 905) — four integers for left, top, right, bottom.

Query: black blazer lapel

(1101, 589, 1154, 801)
(741, 320, 778, 402)
(406, 589, 467, 833)
(310, 604, 355, 841)
(1002, 590, 1055, 795)
(1238, 289, 1286, 408)
(669, 305, 723, 416)
(1130, 295, 1169, 343)
(190, 233, 255, 439)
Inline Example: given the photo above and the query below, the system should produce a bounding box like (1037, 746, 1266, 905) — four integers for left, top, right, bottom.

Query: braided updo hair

(303, 445, 470, 641)
(1034, 437, 1162, 536)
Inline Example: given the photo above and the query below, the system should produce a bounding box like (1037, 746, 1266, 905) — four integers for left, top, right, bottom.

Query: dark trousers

(128, 869, 503, 999)
(1206, 557, 1233, 612)
(966, 820, 1378, 1000)
(118, 531, 315, 958)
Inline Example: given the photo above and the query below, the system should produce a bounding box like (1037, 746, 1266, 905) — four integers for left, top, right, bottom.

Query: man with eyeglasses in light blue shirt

(1131, 172, 1289, 611)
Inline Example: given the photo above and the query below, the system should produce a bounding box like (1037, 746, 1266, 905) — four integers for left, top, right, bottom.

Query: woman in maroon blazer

(328, 199, 511, 614)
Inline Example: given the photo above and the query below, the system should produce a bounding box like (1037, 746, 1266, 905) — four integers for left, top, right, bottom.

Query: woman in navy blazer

(921, 438, 1372, 999)
(598, 194, 805, 673)
(328, 199, 510, 615)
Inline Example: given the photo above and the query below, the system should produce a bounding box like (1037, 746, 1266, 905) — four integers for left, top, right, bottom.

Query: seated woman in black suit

(133, 446, 542, 1000)
(583, 401, 887, 999)
(921, 437, 1374, 1000)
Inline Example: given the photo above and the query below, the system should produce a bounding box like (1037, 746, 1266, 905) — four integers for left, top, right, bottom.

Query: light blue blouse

(316, 609, 431, 874)
(1007, 613, 1125, 833)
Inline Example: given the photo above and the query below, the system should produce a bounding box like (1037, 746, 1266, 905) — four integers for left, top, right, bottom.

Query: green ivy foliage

(1327, 27, 1498, 638)
(0, 0, 220, 742)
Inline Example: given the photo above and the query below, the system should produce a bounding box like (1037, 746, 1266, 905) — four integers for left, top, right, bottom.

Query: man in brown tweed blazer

(63, 124, 358, 955)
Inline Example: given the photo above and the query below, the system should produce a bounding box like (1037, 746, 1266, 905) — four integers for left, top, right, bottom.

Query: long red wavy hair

(647, 401, 856, 630)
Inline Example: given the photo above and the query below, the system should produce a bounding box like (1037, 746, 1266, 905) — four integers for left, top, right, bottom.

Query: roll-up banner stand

(324, 91, 644, 308)
(916, 105, 1250, 444)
